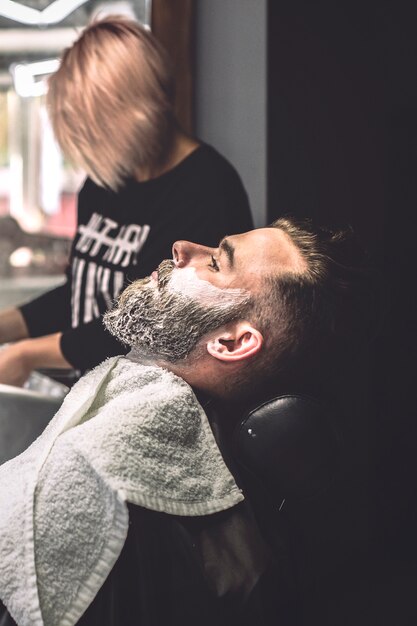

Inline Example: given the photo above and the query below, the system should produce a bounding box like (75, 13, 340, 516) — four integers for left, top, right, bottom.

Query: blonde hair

(47, 16, 175, 190)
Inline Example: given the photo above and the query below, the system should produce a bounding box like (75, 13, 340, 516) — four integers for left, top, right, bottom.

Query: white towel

(0, 356, 243, 626)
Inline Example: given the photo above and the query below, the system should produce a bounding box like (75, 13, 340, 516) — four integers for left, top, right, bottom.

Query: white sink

(0, 275, 65, 308)
(0, 383, 63, 464)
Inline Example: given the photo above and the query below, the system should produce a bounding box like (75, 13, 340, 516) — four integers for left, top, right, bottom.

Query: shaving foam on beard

(166, 266, 248, 307)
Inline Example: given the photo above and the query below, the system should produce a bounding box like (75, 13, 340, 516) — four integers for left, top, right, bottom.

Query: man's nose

(172, 240, 212, 268)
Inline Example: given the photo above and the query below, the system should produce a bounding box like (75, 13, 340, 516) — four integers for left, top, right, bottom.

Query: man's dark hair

(251, 216, 381, 395)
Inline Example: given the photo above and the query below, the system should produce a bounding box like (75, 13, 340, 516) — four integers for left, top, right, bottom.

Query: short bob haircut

(47, 16, 175, 190)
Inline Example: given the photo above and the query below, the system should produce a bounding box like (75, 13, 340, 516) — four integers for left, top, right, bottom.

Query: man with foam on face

(0, 218, 378, 626)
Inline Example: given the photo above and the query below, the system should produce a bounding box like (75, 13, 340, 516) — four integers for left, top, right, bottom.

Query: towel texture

(0, 356, 243, 626)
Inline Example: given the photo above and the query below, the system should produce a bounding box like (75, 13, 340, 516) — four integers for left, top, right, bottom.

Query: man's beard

(103, 260, 251, 363)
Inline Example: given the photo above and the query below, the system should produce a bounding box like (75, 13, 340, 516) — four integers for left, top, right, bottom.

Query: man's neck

(127, 349, 242, 402)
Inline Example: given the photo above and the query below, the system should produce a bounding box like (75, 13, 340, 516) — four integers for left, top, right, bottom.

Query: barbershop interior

(0, 1, 416, 625)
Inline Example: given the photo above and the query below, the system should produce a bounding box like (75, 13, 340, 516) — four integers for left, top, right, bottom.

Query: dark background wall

(267, 0, 416, 596)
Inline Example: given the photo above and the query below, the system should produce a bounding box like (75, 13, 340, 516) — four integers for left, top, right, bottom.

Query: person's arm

(18, 281, 71, 338)
(0, 308, 29, 344)
(0, 279, 72, 386)
(0, 333, 71, 387)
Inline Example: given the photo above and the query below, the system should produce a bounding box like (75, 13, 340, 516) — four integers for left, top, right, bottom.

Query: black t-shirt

(20, 144, 253, 371)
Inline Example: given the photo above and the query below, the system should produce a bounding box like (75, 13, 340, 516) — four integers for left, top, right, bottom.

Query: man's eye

(209, 255, 220, 271)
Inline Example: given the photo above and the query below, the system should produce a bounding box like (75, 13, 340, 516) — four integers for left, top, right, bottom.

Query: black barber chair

(0, 388, 375, 626)
(229, 394, 373, 626)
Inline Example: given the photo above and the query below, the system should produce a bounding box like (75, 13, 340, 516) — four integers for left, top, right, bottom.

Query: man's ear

(206, 322, 263, 363)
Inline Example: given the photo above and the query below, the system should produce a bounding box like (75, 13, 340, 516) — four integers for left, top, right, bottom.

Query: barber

(0, 15, 253, 387)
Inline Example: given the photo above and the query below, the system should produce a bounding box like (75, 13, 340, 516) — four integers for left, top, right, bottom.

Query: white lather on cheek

(167, 267, 248, 306)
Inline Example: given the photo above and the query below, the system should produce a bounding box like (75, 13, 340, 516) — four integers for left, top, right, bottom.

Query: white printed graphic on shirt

(71, 213, 150, 327)
(76, 213, 150, 267)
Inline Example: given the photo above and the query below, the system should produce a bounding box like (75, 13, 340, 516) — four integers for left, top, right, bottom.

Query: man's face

(171, 227, 306, 293)
(104, 227, 304, 362)
(103, 259, 250, 362)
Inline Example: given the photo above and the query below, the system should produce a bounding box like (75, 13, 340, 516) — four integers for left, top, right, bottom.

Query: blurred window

(0, 0, 151, 281)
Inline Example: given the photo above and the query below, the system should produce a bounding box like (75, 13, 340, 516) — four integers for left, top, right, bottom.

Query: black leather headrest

(232, 395, 340, 502)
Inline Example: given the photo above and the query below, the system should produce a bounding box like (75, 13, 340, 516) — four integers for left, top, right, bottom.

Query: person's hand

(0, 334, 71, 388)
(0, 342, 32, 387)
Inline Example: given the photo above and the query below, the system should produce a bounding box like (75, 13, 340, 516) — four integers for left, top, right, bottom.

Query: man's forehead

(226, 227, 306, 275)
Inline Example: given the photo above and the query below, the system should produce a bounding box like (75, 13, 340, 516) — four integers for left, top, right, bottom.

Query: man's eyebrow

(219, 238, 235, 268)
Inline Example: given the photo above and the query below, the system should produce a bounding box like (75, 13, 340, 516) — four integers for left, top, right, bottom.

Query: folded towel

(0, 356, 243, 626)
